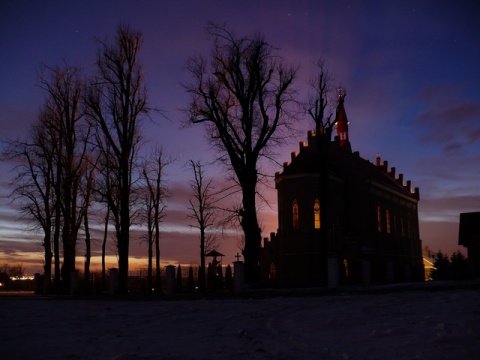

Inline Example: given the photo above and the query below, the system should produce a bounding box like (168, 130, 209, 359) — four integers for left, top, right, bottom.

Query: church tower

(335, 88, 349, 147)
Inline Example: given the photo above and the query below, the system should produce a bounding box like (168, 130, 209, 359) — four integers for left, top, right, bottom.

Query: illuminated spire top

(337, 86, 345, 101)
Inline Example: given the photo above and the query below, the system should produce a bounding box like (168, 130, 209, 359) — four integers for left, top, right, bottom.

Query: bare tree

(3, 62, 89, 294)
(80, 155, 96, 293)
(184, 23, 297, 283)
(305, 59, 340, 281)
(3, 132, 55, 292)
(1, 264, 26, 278)
(141, 148, 170, 292)
(187, 160, 217, 291)
(86, 24, 149, 294)
(38, 64, 91, 293)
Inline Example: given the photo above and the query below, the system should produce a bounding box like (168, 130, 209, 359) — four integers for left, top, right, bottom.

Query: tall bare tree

(3, 130, 55, 293)
(305, 59, 339, 282)
(184, 24, 297, 283)
(80, 155, 96, 293)
(86, 24, 149, 294)
(4, 64, 90, 293)
(141, 148, 170, 292)
(187, 160, 217, 291)
(38, 64, 90, 293)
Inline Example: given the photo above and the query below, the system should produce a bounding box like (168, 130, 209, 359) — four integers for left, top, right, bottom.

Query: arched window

(386, 209, 391, 234)
(377, 205, 382, 232)
(269, 263, 276, 279)
(292, 200, 299, 229)
(314, 198, 321, 229)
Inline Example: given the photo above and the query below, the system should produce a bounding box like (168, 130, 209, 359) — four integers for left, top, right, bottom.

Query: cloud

(415, 86, 480, 151)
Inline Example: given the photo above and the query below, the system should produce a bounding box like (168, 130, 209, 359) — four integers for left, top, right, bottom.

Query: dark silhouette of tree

(224, 264, 233, 290)
(94, 142, 119, 289)
(38, 64, 91, 294)
(216, 263, 224, 290)
(187, 266, 195, 292)
(207, 263, 215, 290)
(176, 265, 183, 293)
(184, 23, 297, 284)
(141, 148, 170, 293)
(100, 204, 109, 290)
(86, 24, 150, 294)
(81, 156, 96, 293)
(431, 251, 451, 280)
(305, 59, 337, 283)
(187, 160, 217, 291)
(3, 133, 55, 293)
(450, 251, 469, 280)
(4, 64, 91, 293)
(1, 263, 25, 278)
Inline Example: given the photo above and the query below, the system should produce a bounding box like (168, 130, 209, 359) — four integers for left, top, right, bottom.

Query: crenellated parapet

(375, 154, 420, 200)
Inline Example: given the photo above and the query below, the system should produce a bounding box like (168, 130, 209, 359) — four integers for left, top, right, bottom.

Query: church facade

(261, 93, 424, 287)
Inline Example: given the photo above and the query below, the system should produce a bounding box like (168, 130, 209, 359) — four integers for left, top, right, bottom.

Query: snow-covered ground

(1, 285, 479, 359)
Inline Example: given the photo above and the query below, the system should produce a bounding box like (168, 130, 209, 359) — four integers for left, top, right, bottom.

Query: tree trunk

(240, 175, 261, 285)
(84, 213, 91, 294)
(118, 171, 130, 294)
(53, 204, 61, 293)
(101, 206, 109, 289)
(155, 223, 161, 292)
(199, 227, 206, 291)
(43, 230, 52, 295)
(317, 126, 333, 285)
(147, 230, 153, 293)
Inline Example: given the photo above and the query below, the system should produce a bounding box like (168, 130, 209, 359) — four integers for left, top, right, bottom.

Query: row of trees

(3, 25, 168, 294)
(3, 22, 337, 293)
(431, 251, 470, 280)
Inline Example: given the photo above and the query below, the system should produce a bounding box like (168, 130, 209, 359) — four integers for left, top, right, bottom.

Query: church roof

(276, 131, 419, 201)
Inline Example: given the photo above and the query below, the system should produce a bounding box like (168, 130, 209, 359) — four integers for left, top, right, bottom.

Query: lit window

(314, 198, 321, 229)
(386, 209, 391, 234)
(377, 205, 382, 232)
(292, 200, 299, 229)
(269, 263, 276, 279)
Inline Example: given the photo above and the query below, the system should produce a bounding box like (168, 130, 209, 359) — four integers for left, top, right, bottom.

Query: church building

(261, 91, 424, 287)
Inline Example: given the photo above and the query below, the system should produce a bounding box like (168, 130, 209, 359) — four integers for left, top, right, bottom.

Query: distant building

(422, 245, 437, 280)
(261, 92, 424, 287)
(458, 212, 480, 279)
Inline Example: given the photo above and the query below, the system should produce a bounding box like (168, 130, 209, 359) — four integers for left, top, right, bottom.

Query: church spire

(335, 87, 349, 147)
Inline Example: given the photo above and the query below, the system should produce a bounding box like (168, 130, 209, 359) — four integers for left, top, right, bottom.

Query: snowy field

(1, 284, 479, 360)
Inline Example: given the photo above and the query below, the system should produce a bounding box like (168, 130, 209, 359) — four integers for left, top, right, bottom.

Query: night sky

(1, 0, 479, 273)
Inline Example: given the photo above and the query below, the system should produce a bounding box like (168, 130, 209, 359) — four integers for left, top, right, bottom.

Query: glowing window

(269, 263, 276, 279)
(314, 198, 321, 229)
(386, 209, 391, 234)
(292, 200, 299, 229)
(377, 205, 382, 232)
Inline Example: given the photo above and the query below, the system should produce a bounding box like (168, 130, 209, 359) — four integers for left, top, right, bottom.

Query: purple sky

(1, 0, 479, 273)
